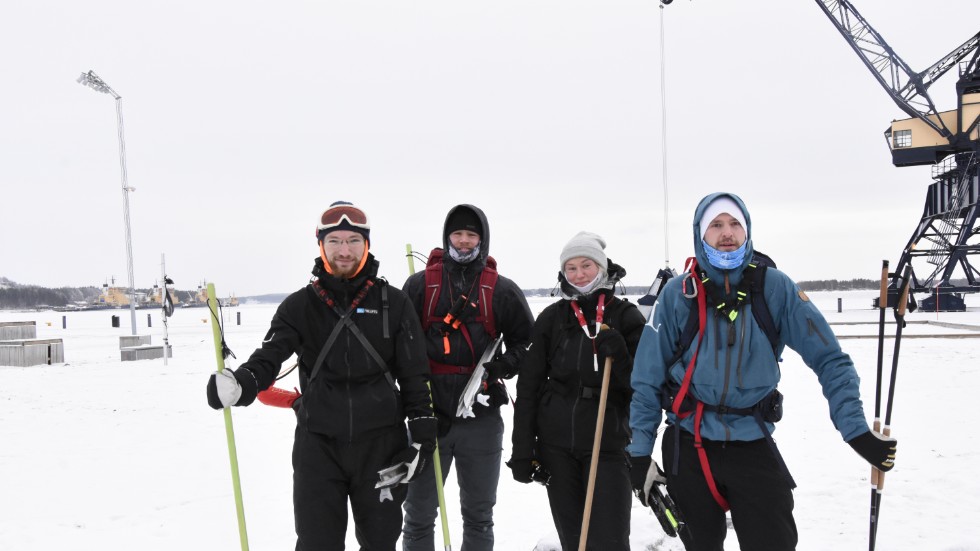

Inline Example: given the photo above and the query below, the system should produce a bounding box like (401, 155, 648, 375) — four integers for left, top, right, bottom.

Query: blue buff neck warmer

(702, 241, 747, 270)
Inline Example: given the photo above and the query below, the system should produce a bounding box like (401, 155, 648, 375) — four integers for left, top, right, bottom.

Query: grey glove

(630, 455, 666, 507)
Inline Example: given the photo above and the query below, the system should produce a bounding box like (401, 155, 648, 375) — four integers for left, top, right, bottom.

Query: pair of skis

(868, 261, 911, 551)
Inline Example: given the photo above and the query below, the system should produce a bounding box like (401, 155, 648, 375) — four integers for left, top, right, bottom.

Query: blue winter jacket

(628, 192, 870, 457)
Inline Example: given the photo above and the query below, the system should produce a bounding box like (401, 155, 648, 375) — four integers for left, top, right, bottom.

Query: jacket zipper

(718, 314, 733, 442)
(569, 332, 579, 452)
(346, 332, 354, 444)
(736, 313, 747, 388)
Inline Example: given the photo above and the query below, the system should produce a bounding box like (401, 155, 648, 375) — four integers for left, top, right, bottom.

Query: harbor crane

(815, 0, 980, 310)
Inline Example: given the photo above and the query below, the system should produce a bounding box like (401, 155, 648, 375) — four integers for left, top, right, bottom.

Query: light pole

(77, 70, 138, 336)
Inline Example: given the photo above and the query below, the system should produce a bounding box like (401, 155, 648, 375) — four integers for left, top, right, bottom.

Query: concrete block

(0, 338, 65, 367)
(119, 335, 152, 349)
(120, 345, 172, 362)
(0, 322, 37, 340)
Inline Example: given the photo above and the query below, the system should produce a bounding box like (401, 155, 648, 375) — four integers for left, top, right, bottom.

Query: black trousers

(662, 426, 797, 551)
(293, 424, 408, 550)
(538, 443, 632, 551)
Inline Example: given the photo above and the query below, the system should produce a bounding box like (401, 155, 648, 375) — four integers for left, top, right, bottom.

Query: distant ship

(51, 278, 236, 312)
(97, 279, 131, 308)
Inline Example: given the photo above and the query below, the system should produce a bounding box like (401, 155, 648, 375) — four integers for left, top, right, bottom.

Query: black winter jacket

(512, 276, 646, 460)
(402, 205, 534, 429)
(237, 255, 432, 441)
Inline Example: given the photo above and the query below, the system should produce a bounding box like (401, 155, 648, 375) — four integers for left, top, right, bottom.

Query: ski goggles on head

(317, 204, 370, 233)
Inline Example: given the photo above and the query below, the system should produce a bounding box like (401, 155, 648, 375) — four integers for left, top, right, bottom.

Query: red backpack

(422, 248, 499, 339)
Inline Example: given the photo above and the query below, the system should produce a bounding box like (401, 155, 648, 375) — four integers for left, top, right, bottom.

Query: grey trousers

(402, 409, 505, 551)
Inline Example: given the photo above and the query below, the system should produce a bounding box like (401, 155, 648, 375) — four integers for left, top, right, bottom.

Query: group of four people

(206, 193, 898, 551)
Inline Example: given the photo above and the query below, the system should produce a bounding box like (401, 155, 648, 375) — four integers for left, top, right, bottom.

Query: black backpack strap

(340, 315, 398, 392)
(310, 312, 350, 383)
(667, 300, 700, 369)
(746, 264, 780, 356)
(381, 279, 390, 339)
(666, 261, 779, 369)
(309, 280, 397, 392)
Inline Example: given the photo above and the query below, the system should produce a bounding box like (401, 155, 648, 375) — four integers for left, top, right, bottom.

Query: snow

(2, 290, 979, 550)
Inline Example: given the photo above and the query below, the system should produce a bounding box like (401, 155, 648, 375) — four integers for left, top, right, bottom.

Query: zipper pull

(727, 322, 736, 346)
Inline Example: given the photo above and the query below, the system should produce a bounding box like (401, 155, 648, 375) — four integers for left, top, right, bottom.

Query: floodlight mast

(77, 70, 138, 335)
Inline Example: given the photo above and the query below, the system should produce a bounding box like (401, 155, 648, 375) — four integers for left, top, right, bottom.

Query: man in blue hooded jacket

(628, 192, 898, 550)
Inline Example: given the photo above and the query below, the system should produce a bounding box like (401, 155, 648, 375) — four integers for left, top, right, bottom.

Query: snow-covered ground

(2, 290, 979, 550)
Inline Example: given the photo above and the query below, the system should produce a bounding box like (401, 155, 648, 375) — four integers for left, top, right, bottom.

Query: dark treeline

(0, 285, 101, 309)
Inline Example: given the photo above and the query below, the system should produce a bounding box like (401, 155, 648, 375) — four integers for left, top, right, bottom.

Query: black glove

(848, 430, 897, 472)
(206, 368, 258, 410)
(595, 327, 630, 369)
(408, 416, 438, 455)
(483, 360, 511, 381)
(507, 458, 534, 484)
(629, 455, 666, 507)
(387, 443, 429, 484)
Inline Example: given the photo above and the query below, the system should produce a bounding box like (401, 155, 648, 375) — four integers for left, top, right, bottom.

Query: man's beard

(328, 256, 361, 278)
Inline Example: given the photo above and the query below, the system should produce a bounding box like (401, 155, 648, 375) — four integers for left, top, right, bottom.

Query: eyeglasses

(322, 236, 365, 249)
(318, 205, 370, 232)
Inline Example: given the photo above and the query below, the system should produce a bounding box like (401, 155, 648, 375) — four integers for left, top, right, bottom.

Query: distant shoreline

(1, 278, 894, 311)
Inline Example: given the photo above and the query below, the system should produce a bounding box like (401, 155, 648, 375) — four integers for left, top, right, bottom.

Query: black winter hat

(446, 208, 482, 237)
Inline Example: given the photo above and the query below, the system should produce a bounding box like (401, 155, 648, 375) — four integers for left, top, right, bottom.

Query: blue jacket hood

(693, 192, 754, 286)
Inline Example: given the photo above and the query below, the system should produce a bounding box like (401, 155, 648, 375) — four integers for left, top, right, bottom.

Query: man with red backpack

(401, 204, 534, 551)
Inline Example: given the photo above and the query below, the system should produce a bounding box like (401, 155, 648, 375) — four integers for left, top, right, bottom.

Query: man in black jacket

(401, 204, 534, 551)
(206, 201, 436, 550)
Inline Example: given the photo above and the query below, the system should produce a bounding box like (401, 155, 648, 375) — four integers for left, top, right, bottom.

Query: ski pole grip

(878, 260, 889, 308)
(877, 425, 892, 491)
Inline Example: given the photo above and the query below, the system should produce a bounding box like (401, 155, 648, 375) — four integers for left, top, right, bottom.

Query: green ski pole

(207, 283, 250, 551)
(407, 244, 452, 551)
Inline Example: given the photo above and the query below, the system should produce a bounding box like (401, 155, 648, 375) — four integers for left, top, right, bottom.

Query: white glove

(211, 369, 242, 408)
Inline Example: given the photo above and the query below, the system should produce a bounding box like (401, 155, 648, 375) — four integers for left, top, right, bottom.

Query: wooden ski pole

(207, 283, 250, 551)
(868, 260, 888, 551)
(578, 356, 614, 551)
(872, 265, 912, 546)
(407, 244, 452, 551)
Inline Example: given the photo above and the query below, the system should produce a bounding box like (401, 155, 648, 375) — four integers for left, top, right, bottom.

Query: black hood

(442, 204, 490, 263)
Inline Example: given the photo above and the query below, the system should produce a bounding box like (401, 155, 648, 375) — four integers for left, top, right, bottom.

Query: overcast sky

(2, 1, 977, 296)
